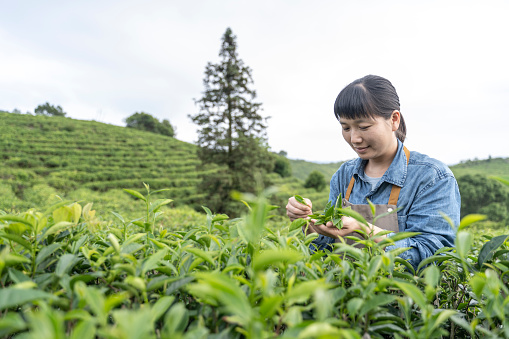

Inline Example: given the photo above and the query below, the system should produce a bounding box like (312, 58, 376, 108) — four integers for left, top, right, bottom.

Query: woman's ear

(391, 110, 401, 132)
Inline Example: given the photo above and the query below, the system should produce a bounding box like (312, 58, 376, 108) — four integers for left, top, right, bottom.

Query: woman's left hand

(312, 216, 362, 239)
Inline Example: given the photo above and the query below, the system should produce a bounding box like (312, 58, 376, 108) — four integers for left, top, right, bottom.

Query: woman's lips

(354, 146, 369, 154)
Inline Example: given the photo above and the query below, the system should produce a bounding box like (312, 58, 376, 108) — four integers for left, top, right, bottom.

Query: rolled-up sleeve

(385, 175, 460, 270)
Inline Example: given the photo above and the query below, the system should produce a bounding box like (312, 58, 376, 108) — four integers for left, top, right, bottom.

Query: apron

(340, 146, 410, 246)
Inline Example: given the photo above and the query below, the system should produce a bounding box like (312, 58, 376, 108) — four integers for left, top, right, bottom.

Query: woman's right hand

(286, 196, 317, 235)
(286, 196, 313, 221)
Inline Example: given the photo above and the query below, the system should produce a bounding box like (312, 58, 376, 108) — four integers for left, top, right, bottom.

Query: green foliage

(0, 186, 508, 338)
(189, 28, 274, 216)
(125, 112, 175, 137)
(273, 153, 292, 178)
(456, 174, 509, 222)
(34, 102, 66, 117)
(304, 170, 327, 192)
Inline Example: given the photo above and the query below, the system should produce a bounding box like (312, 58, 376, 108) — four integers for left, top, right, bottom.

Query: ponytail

(396, 113, 406, 143)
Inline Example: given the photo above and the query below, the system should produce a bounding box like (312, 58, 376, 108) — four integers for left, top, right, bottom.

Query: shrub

(304, 170, 327, 191)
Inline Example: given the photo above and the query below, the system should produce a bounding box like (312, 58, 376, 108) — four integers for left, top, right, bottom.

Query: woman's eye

(342, 127, 350, 132)
(359, 126, 370, 130)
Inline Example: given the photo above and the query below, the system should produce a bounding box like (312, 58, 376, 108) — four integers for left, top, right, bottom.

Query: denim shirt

(312, 140, 460, 270)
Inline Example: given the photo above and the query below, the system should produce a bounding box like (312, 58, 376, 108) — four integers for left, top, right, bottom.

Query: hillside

(0, 112, 204, 203)
(288, 159, 343, 183)
(0, 112, 330, 213)
(450, 157, 509, 181)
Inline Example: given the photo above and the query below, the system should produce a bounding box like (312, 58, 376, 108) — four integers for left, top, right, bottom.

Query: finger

(289, 197, 312, 211)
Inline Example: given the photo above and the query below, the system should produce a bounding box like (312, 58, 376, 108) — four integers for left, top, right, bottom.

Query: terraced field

(0, 112, 329, 214)
(0, 113, 203, 205)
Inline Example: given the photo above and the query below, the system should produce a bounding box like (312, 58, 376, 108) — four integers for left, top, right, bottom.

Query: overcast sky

(1, 0, 508, 165)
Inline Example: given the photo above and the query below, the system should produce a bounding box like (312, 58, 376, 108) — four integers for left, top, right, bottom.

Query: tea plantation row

(0, 185, 508, 338)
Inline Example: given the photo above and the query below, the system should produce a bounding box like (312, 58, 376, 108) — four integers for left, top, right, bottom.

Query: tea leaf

(0, 216, 34, 230)
(123, 189, 147, 202)
(253, 249, 303, 272)
(455, 231, 473, 259)
(0, 233, 32, 251)
(0, 287, 56, 310)
(184, 247, 215, 267)
(457, 214, 486, 232)
(478, 234, 509, 269)
(394, 281, 427, 308)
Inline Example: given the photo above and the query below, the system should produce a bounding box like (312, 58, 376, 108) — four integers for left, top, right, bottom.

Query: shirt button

(388, 208, 393, 212)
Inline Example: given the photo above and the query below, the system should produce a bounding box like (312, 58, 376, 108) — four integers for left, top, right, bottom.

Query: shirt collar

(351, 139, 408, 187)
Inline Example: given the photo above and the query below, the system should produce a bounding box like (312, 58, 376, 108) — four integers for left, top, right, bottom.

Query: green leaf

(394, 281, 427, 308)
(478, 234, 509, 269)
(53, 206, 73, 223)
(69, 320, 95, 339)
(151, 296, 175, 323)
(187, 272, 252, 325)
(457, 214, 486, 232)
(0, 215, 35, 230)
(142, 248, 169, 275)
(336, 208, 368, 226)
(162, 302, 189, 336)
(40, 221, 74, 242)
(150, 199, 173, 213)
(0, 287, 56, 310)
(455, 231, 473, 258)
(0, 312, 27, 337)
(378, 232, 421, 247)
(347, 297, 364, 316)
(423, 265, 440, 288)
(110, 211, 125, 224)
(184, 247, 215, 267)
(253, 249, 303, 272)
(0, 233, 32, 251)
(286, 279, 333, 305)
(8, 268, 31, 284)
(259, 295, 283, 318)
(36, 243, 62, 266)
(294, 195, 308, 206)
(367, 256, 382, 279)
(366, 198, 376, 218)
(55, 254, 80, 277)
(104, 291, 130, 313)
(123, 189, 147, 202)
(359, 294, 397, 316)
(42, 200, 73, 217)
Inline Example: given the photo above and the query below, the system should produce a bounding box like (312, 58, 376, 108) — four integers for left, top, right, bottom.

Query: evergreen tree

(189, 28, 273, 215)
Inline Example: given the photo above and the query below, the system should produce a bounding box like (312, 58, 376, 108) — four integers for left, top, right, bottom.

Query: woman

(286, 75, 460, 270)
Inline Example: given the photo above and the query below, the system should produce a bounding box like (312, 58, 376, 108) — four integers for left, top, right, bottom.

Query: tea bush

(0, 184, 508, 338)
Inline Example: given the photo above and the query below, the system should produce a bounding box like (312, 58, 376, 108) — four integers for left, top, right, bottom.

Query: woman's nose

(350, 130, 362, 144)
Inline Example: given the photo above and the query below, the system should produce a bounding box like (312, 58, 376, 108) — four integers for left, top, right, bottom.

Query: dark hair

(333, 75, 406, 142)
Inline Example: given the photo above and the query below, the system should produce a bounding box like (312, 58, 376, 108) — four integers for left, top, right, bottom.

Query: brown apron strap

(345, 176, 355, 201)
(345, 146, 410, 204)
(388, 146, 410, 205)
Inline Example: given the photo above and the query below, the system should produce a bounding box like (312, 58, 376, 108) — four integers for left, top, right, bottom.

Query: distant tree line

(456, 174, 509, 223)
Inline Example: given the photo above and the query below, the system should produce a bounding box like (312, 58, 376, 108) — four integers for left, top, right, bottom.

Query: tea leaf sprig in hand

(308, 194, 345, 229)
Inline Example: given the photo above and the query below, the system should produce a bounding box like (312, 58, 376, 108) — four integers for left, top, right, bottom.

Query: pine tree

(189, 28, 274, 215)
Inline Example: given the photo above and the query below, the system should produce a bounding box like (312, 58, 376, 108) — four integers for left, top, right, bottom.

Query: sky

(1, 0, 508, 165)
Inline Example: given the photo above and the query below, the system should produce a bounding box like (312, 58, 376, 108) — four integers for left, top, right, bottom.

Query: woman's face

(339, 111, 400, 163)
